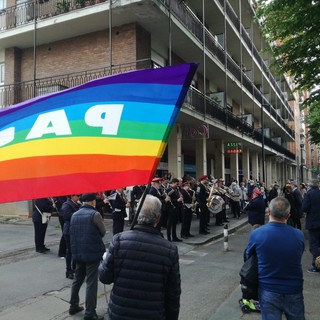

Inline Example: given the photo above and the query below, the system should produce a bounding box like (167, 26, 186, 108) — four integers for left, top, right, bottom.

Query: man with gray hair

(302, 179, 320, 273)
(245, 197, 305, 320)
(99, 194, 181, 320)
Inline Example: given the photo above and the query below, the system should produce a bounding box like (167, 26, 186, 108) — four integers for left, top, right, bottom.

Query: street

(0, 216, 319, 319)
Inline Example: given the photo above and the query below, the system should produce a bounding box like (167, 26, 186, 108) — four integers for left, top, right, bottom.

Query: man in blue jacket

(69, 193, 106, 320)
(302, 179, 320, 272)
(246, 197, 305, 320)
(99, 194, 181, 320)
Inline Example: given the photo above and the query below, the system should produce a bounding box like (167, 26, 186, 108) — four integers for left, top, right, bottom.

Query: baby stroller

(239, 250, 261, 313)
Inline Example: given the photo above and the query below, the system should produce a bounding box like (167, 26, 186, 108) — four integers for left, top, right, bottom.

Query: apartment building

(0, 0, 316, 215)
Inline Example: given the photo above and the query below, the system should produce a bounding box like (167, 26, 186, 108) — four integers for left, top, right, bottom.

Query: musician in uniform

(165, 178, 183, 242)
(229, 181, 241, 219)
(131, 185, 146, 224)
(149, 177, 170, 231)
(111, 187, 130, 235)
(196, 175, 211, 235)
(215, 178, 227, 226)
(180, 182, 195, 239)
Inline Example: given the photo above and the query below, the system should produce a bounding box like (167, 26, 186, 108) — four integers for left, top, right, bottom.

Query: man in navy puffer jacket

(99, 194, 181, 320)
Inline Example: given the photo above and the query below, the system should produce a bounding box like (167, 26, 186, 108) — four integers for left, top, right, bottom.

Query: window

(0, 0, 6, 10)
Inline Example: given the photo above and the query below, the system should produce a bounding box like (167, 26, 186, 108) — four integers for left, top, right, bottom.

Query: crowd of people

(30, 175, 320, 320)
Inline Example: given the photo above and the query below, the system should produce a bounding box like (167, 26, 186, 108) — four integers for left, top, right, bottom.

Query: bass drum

(208, 195, 225, 215)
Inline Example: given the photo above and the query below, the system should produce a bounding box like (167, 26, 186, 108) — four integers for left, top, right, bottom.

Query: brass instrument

(217, 187, 233, 199)
(207, 183, 218, 207)
(189, 189, 197, 212)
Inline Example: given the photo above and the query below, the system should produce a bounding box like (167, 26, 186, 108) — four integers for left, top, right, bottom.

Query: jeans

(308, 228, 320, 266)
(259, 289, 305, 320)
(70, 261, 100, 317)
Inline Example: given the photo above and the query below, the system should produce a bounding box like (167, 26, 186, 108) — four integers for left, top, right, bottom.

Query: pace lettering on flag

(0, 63, 198, 203)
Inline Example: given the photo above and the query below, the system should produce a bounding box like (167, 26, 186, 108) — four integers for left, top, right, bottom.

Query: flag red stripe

(1, 170, 156, 203)
(0, 155, 157, 180)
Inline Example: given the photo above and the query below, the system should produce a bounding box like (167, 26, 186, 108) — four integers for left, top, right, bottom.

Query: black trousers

(167, 207, 178, 240)
(199, 205, 209, 233)
(181, 206, 193, 236)
(33, 221, 48, 251)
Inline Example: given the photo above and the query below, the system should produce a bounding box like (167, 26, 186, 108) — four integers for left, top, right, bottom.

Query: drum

(208, 195, 225, 215)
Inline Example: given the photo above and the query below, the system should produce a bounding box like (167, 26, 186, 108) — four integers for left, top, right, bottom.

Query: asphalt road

(0, 217, 319, 319)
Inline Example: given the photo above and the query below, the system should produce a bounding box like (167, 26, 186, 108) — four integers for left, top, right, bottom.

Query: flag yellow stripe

(0, 137, 165, 161)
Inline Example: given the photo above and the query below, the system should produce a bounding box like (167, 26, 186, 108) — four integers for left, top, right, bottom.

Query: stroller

(239, 250, 261, 313)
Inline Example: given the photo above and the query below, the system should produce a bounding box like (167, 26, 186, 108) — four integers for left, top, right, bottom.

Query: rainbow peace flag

(0, 63, 197, 203)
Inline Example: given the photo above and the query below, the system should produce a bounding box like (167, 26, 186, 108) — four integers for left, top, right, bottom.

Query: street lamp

(261, 104, 266, 183)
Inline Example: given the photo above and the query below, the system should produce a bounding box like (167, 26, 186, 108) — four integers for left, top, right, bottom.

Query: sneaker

(307, 266, 320, 273)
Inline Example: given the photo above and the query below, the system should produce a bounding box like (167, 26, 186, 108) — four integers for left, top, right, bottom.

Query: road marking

(185, 251, 208, 257)
(179, 259, 194, 265)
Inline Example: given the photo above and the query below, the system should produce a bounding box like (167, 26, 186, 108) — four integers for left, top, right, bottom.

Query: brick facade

(5, 23, 151, 84)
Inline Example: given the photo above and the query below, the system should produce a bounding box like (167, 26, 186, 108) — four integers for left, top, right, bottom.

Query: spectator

(69, 193, 106, 320)
(99, 194, 181, 320)
(301, 179, 320, 273)
(61, 194, 81, 279)
(245, 197, 305, 319)
(245, 188, 266, 229)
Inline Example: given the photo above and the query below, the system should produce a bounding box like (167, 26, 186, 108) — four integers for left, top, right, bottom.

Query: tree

(256, 0, 320, 143)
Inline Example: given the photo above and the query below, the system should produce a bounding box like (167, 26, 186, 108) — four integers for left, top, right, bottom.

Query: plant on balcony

(56, 0, 70, 13)
(85, 0, 94, 6)
(75, 0, 85, 8)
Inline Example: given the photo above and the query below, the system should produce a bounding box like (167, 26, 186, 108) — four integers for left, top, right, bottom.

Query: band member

(229, 181, 241, 219)
(149, 177, 170, 231)
(110, 187, 130, 235)
(215, 178, 227, 226)
(165, 178, 183, 242)
(180, 182, 194, 239)
(196, 175, 210, 235)
(131, 184, 146, 223)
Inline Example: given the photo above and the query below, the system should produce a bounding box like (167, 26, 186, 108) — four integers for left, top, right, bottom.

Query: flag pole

(130, 183, 151, 230)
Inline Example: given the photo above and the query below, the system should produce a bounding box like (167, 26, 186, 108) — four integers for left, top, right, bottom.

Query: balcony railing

(160, 0, 293, 119)
(186, 87, 295, 161)
(0, 0, 105, 30)
(0, 59, 152, 106)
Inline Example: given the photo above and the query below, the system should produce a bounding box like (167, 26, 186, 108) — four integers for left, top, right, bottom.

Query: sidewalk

(0, 209, 247, 320)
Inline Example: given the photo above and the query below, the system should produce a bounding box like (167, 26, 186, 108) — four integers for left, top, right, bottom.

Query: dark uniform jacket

(70, 204, 105, 263)
(111, 192, 127, 221)
(61, 199, 81, 235)
(99, 225, 181, 320)
(196, 183, 208, 207)
(302, 187, 320, 230)
(246, 196, 266, 226)
(32, 198, 54, 223)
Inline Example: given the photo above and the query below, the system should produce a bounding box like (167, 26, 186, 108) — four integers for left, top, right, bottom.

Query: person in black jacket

(32, 198, 55, 253)
(69, 193, 106, 320)
(61, 194, 81, 279)
(245, 188, 266, 229)
(98, 194, 181, 320)
(302, 179, 320, 273)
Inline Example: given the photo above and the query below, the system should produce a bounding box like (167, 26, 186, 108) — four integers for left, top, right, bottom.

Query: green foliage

(56, 0, 70, 13)
(256, 0, 320, 142)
